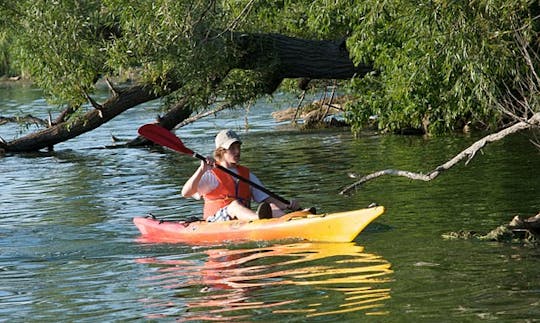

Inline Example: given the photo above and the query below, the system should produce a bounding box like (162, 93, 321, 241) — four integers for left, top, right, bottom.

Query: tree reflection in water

(136, 242, 393, 321)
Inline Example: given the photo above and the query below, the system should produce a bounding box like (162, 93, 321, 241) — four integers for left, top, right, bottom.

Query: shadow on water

(135, 242, 393, 321)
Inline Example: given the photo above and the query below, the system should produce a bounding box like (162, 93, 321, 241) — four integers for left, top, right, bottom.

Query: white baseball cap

(215, 129, 242, 149)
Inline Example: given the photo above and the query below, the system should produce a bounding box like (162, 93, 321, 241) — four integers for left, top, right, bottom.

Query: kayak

(133, 205, 384, 244)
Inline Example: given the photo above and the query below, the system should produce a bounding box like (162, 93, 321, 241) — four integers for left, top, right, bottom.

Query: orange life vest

(202, 165, 252, 219)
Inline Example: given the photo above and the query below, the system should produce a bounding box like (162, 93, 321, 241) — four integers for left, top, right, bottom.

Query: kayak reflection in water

(181, 129, 300, 222)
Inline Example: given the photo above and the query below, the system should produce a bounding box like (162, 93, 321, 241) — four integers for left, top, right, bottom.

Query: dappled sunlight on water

(135, 242, 393, 321)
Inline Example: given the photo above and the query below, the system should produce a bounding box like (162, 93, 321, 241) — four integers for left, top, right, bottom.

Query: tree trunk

(234, 33, 371, 79)
(126, 96, 193, 147)
(1, 33, 372, 153)
(1, 84, 175, 152)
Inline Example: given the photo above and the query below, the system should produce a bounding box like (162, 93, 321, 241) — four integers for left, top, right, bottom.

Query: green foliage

(230, 0, 538, 134)
(0, 31, 12, 76)
(7, 1, 105, 105)
(228, 0, 351, 38)
(0, 3, 13, 76)
(1, 0, 538, 134)
(344, 0, 537, 134)
(101, 1, 225, 87)
(2, 0, 237, 107)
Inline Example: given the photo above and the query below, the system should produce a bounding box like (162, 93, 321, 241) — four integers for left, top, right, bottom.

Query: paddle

(138, 124, 291, 206)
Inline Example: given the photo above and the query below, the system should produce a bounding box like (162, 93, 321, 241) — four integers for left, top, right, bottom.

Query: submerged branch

(443, 211, 540, 245)
(340, 112, 540, 195)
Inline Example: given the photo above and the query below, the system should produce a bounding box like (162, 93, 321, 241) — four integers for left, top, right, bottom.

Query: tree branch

(174, 103, 231, 130)
(52, 106, 78, 125)
(4, 84, 177, 152)
(340, 113, 540, 195)
(104, 78, 119, 97)
(84, 91, 104, 118)
(4, 33, 372, 153)
(0, 115, 48, 127)
(233, 33, 372, 79)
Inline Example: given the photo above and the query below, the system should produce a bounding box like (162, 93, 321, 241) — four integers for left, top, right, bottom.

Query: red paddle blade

(138, 124, 194, 155)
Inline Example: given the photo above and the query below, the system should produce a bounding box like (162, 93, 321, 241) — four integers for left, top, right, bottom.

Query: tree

(0, 0, 370, 152)
(0, 0, 539, 153)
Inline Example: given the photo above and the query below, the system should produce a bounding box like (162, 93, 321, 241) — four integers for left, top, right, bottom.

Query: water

(1, 85, 539, 322)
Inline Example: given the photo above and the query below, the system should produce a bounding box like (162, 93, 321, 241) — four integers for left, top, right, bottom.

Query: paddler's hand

(200, 156, 215, 172)
(287, 199, 300, 211)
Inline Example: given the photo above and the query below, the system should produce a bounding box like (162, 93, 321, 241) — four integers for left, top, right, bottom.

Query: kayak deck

(133, 205, 385, 244)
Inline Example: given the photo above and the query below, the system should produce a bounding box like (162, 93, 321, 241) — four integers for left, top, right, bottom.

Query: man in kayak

(181, 129, 300, 222)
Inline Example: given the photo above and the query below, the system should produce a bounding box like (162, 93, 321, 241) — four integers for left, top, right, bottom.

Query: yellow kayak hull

(133, 206, 384, 244)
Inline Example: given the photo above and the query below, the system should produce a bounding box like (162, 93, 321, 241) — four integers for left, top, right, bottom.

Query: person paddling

(181, 129, 300, 222)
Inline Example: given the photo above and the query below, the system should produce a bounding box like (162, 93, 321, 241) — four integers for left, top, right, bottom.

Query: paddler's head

(214, 129, 242, 166)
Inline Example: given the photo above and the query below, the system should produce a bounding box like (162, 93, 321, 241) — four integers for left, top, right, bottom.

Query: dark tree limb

(2, 33, 373, 153)
(233, 33, 371, 79)
(126, 96, 193, 147)
(52, 106, 78, 125)
(2, 84, 178, 152)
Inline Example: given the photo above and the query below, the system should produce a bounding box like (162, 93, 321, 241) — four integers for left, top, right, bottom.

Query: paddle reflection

(136, 242, 393, 321)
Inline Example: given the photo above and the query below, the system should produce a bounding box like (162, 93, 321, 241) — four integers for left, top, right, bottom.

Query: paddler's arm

(181, 158, 214, 198)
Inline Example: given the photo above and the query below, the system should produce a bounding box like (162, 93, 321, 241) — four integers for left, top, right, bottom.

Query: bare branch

(105, 78, 119, 97)
(210, 0, 255, 41)
(0, 115, 48, 127)
(292, 90, 306, 124)
(320, 82, 337, 122)
(174, 103, 232, 130)
(83, 91, 104, 118)
(340, 113, 540, 195)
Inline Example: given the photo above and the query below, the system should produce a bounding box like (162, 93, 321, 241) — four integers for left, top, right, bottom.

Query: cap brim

(220, 139, 241, 149)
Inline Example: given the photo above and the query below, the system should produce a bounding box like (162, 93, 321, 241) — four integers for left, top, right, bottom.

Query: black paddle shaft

(192, 152, 290, 206)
